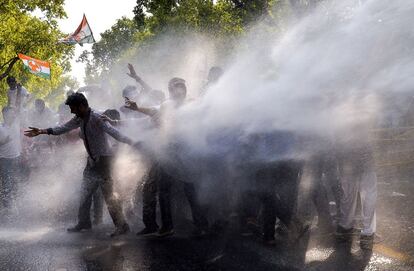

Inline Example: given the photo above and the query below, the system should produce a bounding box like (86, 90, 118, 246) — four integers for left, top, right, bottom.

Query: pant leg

(0, 158, 18, 210)
(158, 170, 173, 229)
(92, 188, 104, 222)
(260, 191, 277, 240)
(337, 156, 359, 230)
(323, 156, 341, 216)
(360, 169, 377, 235)
(183, 181, 208, 230)
(97, 157, 127, 228)
(142, 163, 159, 230)
(274, 161, 301, 227)
(311, 157, 333, 228)
(78, 162, 100, 226)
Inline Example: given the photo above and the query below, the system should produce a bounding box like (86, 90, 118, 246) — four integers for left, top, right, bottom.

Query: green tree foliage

(0, 0, 75, 107)
(82, 0, 324, 83)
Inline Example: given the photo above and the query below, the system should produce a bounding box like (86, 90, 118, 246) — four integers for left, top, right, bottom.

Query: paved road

(0, 220, 412, 271)
(0, 165, 413, 270)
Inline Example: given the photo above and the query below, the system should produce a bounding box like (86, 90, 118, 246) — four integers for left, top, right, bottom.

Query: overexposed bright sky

(58, 0, 137, 84)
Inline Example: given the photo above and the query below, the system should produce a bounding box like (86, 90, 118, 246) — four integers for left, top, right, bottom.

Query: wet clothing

(47, 109, 133, 160)
(78, 156, 127, 228)
(337, 147, 377, 235)
(0, 157, 20, 209)
(254, 161, 303, 240)
(310, 151, 340, 229)
(46, 109, 132, 228)
(139, 99, 208, 231)
(0, 122, 21, 159)
(8, 86, 30, 110)
(0, 121, 22, 210)
(141, 162, 208, 231)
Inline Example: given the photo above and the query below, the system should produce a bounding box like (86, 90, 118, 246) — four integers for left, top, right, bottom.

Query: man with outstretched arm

(24, 93, 137, 237)
(123, 77, 209, 238)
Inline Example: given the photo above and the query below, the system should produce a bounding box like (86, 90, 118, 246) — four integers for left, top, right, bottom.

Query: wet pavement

(0, 217, 412, 271)
(0, 167, 414, 270)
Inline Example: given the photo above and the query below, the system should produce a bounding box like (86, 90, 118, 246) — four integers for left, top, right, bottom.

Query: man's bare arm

(24, 127, 48, 137)
(125, 98, 158, 117)
(127, 63, 152, 93)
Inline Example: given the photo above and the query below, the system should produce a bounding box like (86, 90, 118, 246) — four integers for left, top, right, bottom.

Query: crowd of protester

(0, 63, 378, 253)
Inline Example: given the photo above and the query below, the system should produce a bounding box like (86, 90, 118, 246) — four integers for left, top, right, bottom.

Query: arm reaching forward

(24, 117, 81, 137)
(127, 63, 153, 93)
(124, 97, 159, 117)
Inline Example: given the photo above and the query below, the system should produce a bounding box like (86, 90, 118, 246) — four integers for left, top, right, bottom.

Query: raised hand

(124, 97, 138, 111)
(127, 63, 138, 79)
(24, 127, 44, 137)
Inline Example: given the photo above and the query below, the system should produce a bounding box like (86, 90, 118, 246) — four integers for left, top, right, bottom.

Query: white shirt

(0, 122, 21, 159)
(8, 86, 30, 109)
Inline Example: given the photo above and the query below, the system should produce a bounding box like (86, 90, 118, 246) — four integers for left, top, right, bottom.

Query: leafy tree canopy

(0, 0, 75, 107)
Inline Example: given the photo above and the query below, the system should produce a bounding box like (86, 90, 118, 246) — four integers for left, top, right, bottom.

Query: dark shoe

(136, 227, 159, 236)
(110, 223, 130, 237)
(67, 224, 92, 232)
(360, 234, 374, 250)
(157, 227, 174, 237)
(335, 225, 357, 243)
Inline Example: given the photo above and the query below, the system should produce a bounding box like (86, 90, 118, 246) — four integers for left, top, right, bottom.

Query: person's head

(122, 85, 138, 100)
(103, 109, 121, 121)
(58, 103, 71, 122)
(65, 93, 89, 118)
(168, 77, 186, 102)
(34, 99, 46, 113)
(6, 76, 17, 89)
(2, 106, 16, 126)
(207, 66, 223, 84)
(66, 90, 75, 97)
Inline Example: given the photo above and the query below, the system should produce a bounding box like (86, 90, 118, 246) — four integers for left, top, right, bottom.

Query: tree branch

(0, 57, 19, 81)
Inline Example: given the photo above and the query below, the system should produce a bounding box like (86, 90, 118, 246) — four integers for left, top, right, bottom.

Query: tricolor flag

(18, 54, 51, 79)
(59, 14, 95, 46)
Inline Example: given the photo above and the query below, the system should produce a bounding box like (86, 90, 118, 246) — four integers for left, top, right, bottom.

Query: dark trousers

(142, 163, 161, 230)
(92, 189, 103, 223)
(78, 156, 126, 228)
(311, 154, 340, 226)
(142, 163, 208, 230)
(255, 161, 302, 240)
(0, 157, 20, 210)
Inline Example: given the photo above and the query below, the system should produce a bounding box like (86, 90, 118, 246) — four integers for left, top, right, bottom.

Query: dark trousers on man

(254, 160, 302, 240)
(142, 163, 161, 230)
(142, 163, 208, 231)
(92, 189, 103, 224)
(78, 156, 127, 228)
(310, 153, 340, 228)
(0, 157, 20, 210)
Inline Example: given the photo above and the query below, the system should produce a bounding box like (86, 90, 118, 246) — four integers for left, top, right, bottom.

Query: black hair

(103, 109, 121, 121)
(6, 76, 16, 84)
(65, 93, 89, 108)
